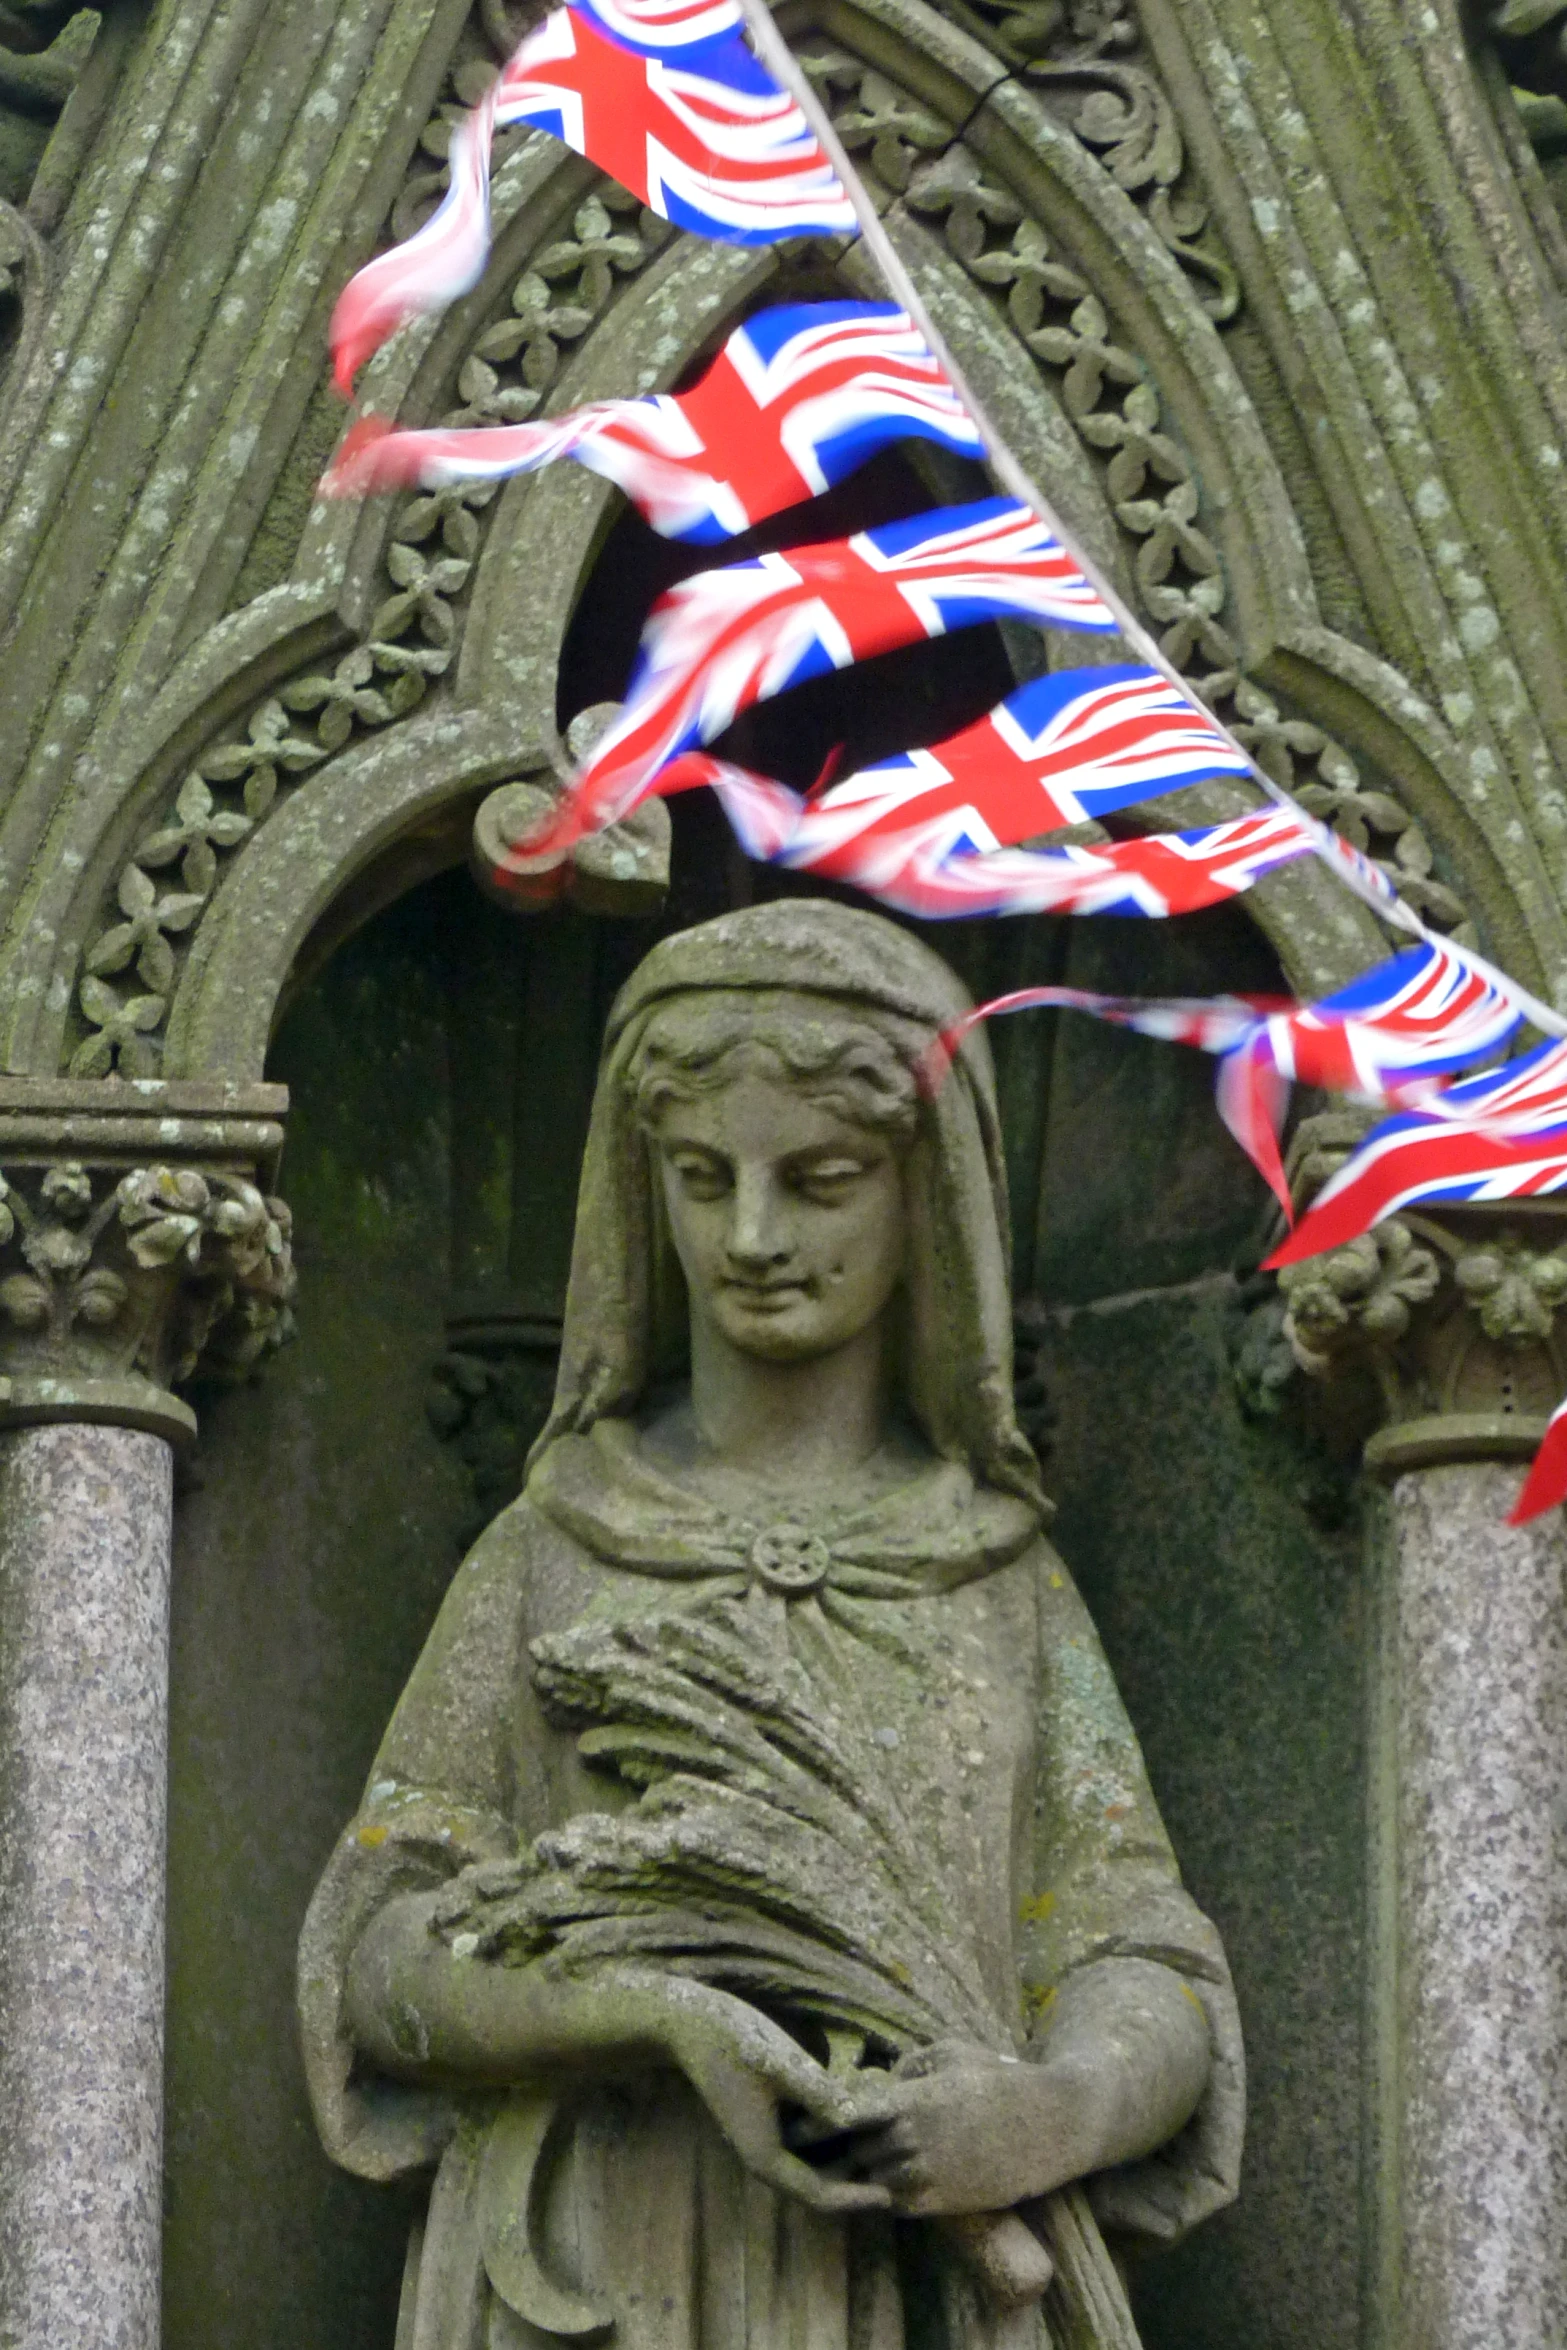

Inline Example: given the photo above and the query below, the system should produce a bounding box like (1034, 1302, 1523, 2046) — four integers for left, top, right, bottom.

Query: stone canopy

(2, 2, 1567, 2346)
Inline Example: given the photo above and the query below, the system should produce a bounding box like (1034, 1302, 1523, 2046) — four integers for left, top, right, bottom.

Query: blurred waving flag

(331, 0, 856, 390)
(1220, 941, 1525, 1211)
(1263, 1029, 1567, 1522)
(515, 499, 1117, 855)
(1267, 1036, 1567, 1268)
(784, 664, 1251, 845)
(325, 303, 983, 540)
(914, 935, 1522, 1210)
(656, 754, 1316, 919)
(1510, 1396, 1567, 1524)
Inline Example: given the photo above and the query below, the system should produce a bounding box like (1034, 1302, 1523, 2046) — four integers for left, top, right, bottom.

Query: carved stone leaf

(123, 1215, 203, 1268)
(395, 482, 497, 559)
(85, 922, 139, 979)
(198, 704, 325, 789)
(370, 639, 451, 679)
(0, 1274, 49, 1329)
(967, 219, 1088, 327)
(40, 1165, 93, 1221)
(372, 543, 472, 647)
(71, 1269, 129, 1328)
(453, 351, 542, 422)
(72, 977, 165, 1079)
(23, 1223, 91, 1277)
(138, 774, 255, 887)
(280, 650, 396, 748)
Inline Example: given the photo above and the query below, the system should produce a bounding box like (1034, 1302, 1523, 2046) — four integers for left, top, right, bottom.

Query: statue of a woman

(299, 901, 1243, 2350)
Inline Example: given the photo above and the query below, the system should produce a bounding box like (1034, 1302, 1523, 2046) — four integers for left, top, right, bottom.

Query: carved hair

(626, 993, 918, 1141)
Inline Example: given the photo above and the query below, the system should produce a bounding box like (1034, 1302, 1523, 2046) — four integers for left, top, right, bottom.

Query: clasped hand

(787, 2037, 1088, 2216)
(656, 1989, 1083, 2219)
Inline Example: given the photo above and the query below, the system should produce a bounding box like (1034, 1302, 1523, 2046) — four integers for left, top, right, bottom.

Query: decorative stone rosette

(1275, 1111, 1567, 1474)
(0, 1078, 292, 1442)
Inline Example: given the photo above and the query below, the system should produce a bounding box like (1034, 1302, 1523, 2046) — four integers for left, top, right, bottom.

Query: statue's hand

(796, 1961, 1213, 2218)
(802, 2041, 1085, 2216)
(649, 1978, 893, 2218)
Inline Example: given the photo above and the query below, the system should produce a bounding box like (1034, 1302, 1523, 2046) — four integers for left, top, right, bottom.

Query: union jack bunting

(1304, 821, 1405, 917)
(514, 499, 1117, 858)
(330, 0, 855, 391)
(1267, 1036, 1567, 1268)
(324, 303, 984, 541)
(645, 663, 1248, 831)
(656, 753, 1317, 919)
(791, 665, 1255, 846)
(1217, 940, 1525, 1211)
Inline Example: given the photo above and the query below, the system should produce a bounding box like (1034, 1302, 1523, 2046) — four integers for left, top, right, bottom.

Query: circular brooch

(749, 1524, 831, 1597)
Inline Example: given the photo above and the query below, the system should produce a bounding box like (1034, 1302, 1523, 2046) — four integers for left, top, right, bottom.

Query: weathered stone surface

(1384, 1463, 1567, 2350)
(0, 1420, 173, 2350)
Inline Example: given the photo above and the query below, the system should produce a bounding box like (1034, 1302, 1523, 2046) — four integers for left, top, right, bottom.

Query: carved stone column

(0, 1075, 291, 2350)
(1276, 1118, 1567, 2350)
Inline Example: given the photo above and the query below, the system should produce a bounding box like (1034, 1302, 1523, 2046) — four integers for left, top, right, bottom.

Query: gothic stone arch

(6, 0, 1552, 1091)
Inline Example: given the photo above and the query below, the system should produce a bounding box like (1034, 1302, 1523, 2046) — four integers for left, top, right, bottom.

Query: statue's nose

(727, 1168, 793, 1267)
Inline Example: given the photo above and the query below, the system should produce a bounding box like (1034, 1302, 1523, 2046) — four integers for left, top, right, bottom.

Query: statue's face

(654, 1065, 906, 1364)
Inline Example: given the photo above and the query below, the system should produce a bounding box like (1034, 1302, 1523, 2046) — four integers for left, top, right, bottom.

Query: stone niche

(162, 830, 1367, 2350)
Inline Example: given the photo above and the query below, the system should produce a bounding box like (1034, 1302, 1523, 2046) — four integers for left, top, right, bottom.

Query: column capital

(0, 1076, 293, 1443)
(1276, 1112, 1567, 1477)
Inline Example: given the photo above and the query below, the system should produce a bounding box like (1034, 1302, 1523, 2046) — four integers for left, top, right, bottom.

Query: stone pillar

(0, 1077, 292, 2350)
(0, 1423, 173, 2350)
(1276, 1122, 1567, 2350)
(1383, 1465, 1567, 2350)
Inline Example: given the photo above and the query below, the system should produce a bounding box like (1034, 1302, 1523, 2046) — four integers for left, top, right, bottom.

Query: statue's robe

(299, 1420, 1243, 2350)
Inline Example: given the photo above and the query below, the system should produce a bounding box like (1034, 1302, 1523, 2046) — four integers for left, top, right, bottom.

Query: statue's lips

(722, 1279, 810, 1311)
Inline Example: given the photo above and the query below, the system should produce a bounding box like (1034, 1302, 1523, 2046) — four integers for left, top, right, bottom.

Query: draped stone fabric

(297, 906, 1243, 2350)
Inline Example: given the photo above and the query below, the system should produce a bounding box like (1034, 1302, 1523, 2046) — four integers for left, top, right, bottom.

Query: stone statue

(299, 901, 1243, 2350)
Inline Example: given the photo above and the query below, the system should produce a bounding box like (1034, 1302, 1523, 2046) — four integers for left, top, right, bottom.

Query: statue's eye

(667, 1150, 730, 1200)
(793, 1157, 868, 1199)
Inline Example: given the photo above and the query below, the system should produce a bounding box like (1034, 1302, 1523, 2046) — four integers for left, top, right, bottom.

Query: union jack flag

(1267, 1036, 1567, 1268)
(769, 663, 1251, 849)
(1222, 940, 1525, 1211)
(915, 936, 1524, 1206)
(324, 303, 983, 541)
(331, 0, 855, 391)
(517, 499, 1117, 857)
(657, 752, 1316, 918)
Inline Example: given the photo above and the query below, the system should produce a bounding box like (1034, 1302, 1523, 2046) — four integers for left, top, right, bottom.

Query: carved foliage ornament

(0, 1159, 296, 1400)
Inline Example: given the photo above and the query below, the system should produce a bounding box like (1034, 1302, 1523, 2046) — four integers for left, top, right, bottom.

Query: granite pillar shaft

(1385, 1463, 1567, 2349)
(0, 1422, 173, 2350)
